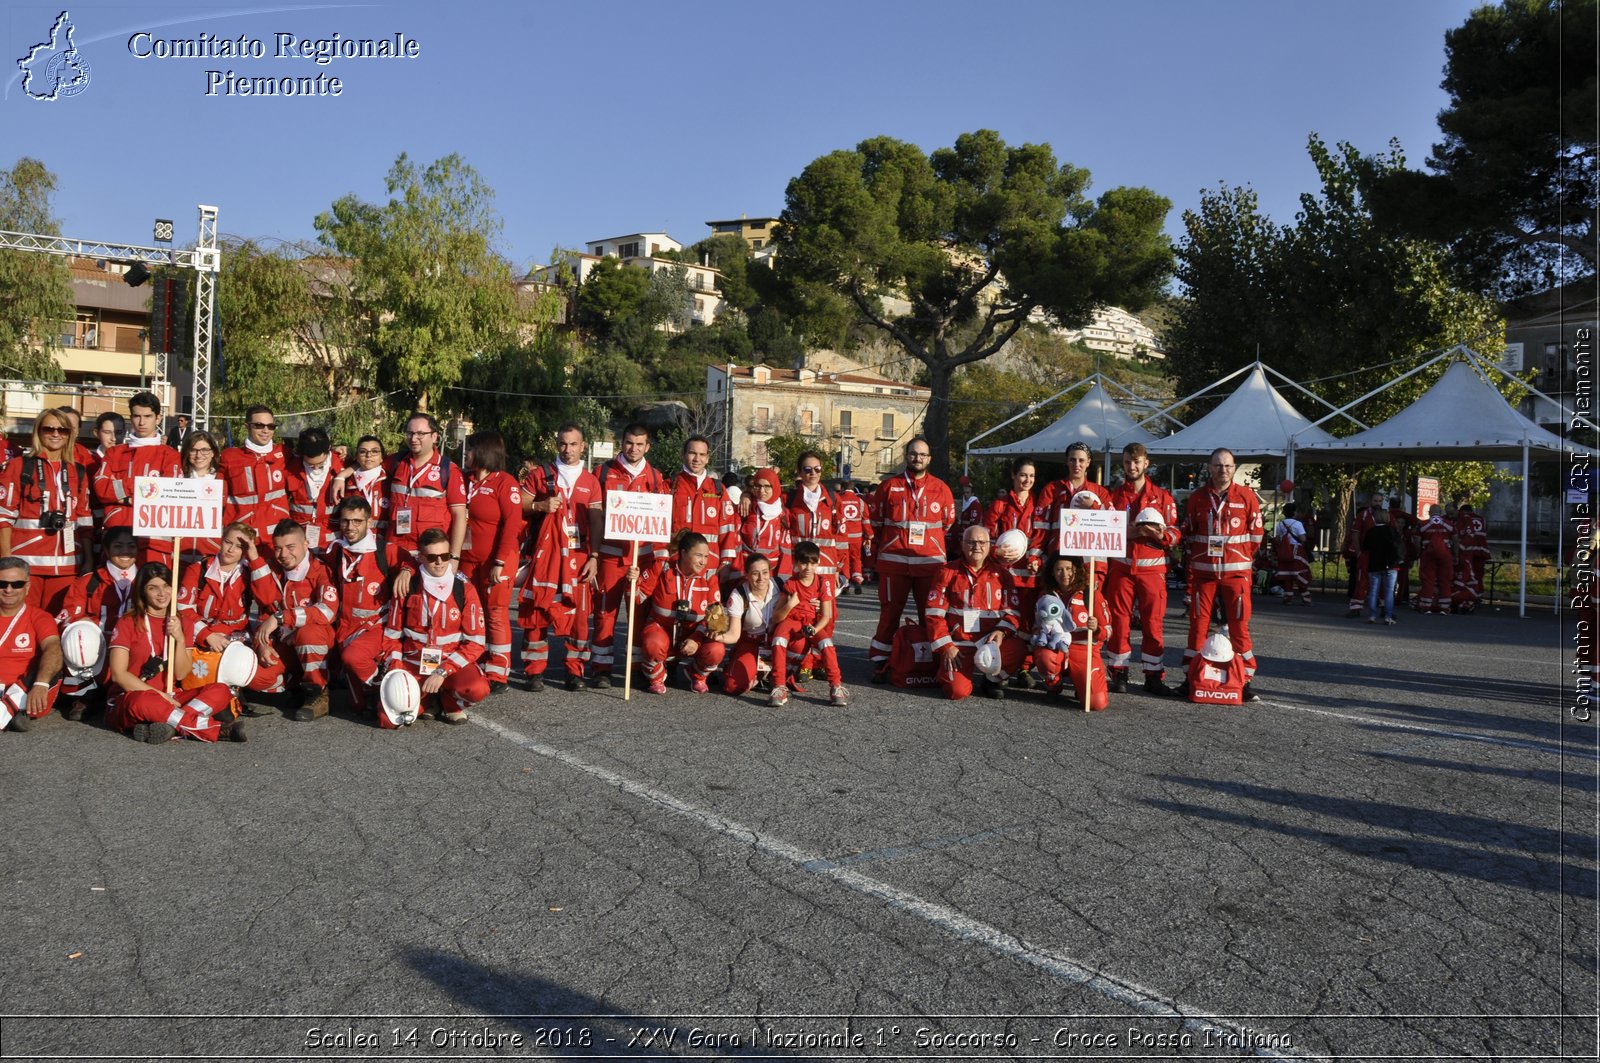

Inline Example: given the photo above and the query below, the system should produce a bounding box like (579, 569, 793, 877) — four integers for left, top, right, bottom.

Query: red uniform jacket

(383, 577, 486, 675)
(779, 572, 836, 632)
(837, 489, 867, 546)
(1181, 483, 1264, 580)
(286, 455, 345, 552)
(923, 560, 1020, 652)
(58, 564, 139, 634)
(1418, 514, 1456, 558)
(983, 489, 1041, 586)
(463, 470, 524, 573)
(1035, 479, 1114, 553)
(0, 456, 92, 576)
(346, 467, 390, 536)
(324, 537, 409, 640)
(1454, 509, 1489, 558)
(1107, 480, 1181, 573)
(671, 470, 739, 569)
(644, 564, 721, 638)
(784, 484, 843, 577)
(386, 451, 466, 555)
(739, 506, 793, 577)
(871, 472, 956, 575)
(596, 459, 669, 569)
(0, 605, 59, 690)
(218, 444, 292, 541)
(93, 439, 182, 532)
(179, 555, 274, 643)
(252, 556, 338, 634)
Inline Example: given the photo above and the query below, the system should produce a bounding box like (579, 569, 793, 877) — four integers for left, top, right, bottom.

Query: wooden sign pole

(622, 540, 639, 702)
(165, 537, 182, 694)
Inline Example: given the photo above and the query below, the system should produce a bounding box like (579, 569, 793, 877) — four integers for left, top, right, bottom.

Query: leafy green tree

(762, 433, 832, 479)
(575, 258, 652, 338)
(314, 152, 524, 412)
(572, 349, 651, 417)
(1363, 0, 1596, 294)
(0, 158, 70, 380)
(689, 233, 759, 310)
(773, 130, 1173, 477)
(459, 332, 608, 463)
(1168, 135, 1506, 538)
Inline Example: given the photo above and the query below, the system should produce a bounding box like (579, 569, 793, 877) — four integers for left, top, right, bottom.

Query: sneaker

(1346, 606, 1362, 619)
(590, 672, 613, 690)
(441, 709, 469, 725)
(690, 675, 709, 694)
(1144, 674, 1173, 697)
(830, 685, 849, 707)
(226, 719, 248, 743)
(870, 669, 890, 685)
(1300, 596, 1314, 606)
(486, 682, 510, 698)
(1383, 617, 1397, 625)
(61, 697, 88, 722)
(293, 685, 329, 722)
(131, 721, 176, 744)
(1366, 617, 1376, 624)
(851, 583, 863, 596)
(1011, 670, 1035, 690)
(983, 677, 1006, 700)
(565, 675, 583, 692)
(507, 673, 532, 691)
(769, 685, 790, 707)
(647, 679, 668, 695)
(526, 675, 545, 693)
(1241, 683, 1261, 703)
(1108, 669, 1129, 694)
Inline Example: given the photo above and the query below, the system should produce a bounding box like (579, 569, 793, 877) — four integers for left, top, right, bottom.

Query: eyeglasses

(907, 452, 930, 459)
(250, 422, 278, 431)
(357, 448, 383, 456)
(40, 425, 69, 435)
(0, 579, 26, 589)
(406, 430, 435, 438)
(965, 541, 991, 548)
(188, 446, 214, 454)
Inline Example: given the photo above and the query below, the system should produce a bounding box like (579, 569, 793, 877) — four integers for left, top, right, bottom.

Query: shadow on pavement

(404, 949, 829, 1060)
(1364, 751, 1600, 791)
(1143, 777, 1598, 901)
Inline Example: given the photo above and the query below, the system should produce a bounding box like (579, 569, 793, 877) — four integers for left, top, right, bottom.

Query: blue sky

(3, 0, 1481, 272)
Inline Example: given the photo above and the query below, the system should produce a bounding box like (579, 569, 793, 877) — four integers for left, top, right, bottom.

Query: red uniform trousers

(337, 627, 385, 710)
(1104, 563, 1169, 677)
(1034, 640, 1108, 710)
(518, 563, 594, 682)
(1186, 576, 1256, 677)
(938, 637, 1027, 702)
(771, 617, 841, 687)
(842, 541, 865, 585)
(2, 680, 59, 720)
(459, 562, 514, 684)
(870, 567, 940, 669)
(378, 662, 489, 728)
(720, 633, 769, 696)
(24, 574, 75, 617)
(592, 554, 647, 676)
(1418, 547, 1453, 612)
(262, 620, 337, 691)
(110, 683, 235, 742)
(639, 622, 725, 683)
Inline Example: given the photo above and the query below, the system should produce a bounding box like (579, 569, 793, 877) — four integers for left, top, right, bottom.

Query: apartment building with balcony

(704, 216, 780, 253)
(706, 358, 929, 480)
(1054, 305, 1165, 361)
(533, 232, 726, 328)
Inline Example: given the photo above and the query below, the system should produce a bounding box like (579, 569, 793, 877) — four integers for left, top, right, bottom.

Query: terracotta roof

(726, 365, 928, 392)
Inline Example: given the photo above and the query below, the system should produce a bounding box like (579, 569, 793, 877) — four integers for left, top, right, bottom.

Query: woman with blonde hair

(0, 410, 92, 613)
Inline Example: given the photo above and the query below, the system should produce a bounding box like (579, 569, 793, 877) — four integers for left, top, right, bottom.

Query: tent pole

(964, 375, 1096, 456)
(1124, 361, 1256, 435)
(1520, 438, 1529, 618)
(1301, 349, 1452, 433)
(1463, 346, 1600, 433)
(1260, 363, 1370, 428)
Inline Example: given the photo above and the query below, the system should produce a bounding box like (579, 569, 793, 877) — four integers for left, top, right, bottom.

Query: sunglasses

(249, 422, 278, 431)
(421, 552, 452, 562)
(801, 466, 822, 473)
(0, 579, 26, 589)
(40, 425, 69, 435)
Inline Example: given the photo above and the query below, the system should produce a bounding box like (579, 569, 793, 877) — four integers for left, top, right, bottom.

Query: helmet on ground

(994, 529, 1029, 563)
(974, 640, 1004, 679)
(1200, 632, 1235, 663)
(380, 669, 422, 727)
(60, 621, 106, 678)
(1134, 507, 1165, 527)
(217, 642, 259, 688)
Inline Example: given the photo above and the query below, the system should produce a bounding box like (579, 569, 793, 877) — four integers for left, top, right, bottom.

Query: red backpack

(889, 620, 941, 689)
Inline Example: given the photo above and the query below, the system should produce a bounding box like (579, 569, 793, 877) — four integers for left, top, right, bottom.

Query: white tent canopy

(1128, 363, 1345, 460)
(969, 379, 1155, 459)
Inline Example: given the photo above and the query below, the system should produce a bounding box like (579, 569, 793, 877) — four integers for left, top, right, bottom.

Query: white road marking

(472, 715, 1324, 1061)
(1259, 698, 1598, 762)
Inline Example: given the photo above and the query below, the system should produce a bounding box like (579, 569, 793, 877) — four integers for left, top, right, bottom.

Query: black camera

(39, 510, 66, 532)
(138, 656, 168, 682)
(672, 599, 697, 625)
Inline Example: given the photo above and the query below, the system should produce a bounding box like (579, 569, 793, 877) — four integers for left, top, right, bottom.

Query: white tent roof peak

(968, 378, 1155, 459)
(1136, 365, 1337, 460)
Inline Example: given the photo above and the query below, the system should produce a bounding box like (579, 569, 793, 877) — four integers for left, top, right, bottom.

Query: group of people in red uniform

(1338, 492, 1491, 616)
(1, 387, 1283, 741)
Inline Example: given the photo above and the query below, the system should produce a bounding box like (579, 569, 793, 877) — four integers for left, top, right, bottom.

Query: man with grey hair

(1178, 448, 1264, 701)
(0, 557, 65, 731)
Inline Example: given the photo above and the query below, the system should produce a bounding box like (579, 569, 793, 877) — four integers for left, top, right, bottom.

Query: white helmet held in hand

(974, 640, 1005, 679)
(216, 642, 259, 688)
(1070, 490, 1102, 510)
(1200, 632, 1235, 663)
(60, 620, 106, 678)
(380, 669, 422, 727)
(1134, 507, 1165, 527)
(994, 529, 1029, 563)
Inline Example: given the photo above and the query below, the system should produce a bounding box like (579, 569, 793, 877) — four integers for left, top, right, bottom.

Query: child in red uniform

(106, 562, 243, 743)
(636, 531, 724, 694)
(1032, 556, 1110, 711)
(768, 540, 846, 706)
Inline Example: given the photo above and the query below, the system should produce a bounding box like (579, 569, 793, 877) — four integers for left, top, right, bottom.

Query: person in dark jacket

(1362, 506, 1405, 625)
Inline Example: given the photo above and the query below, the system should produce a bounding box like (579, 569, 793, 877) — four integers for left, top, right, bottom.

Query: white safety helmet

(974, 640, 1005, 679)
(1134, 506, 1165, 527)
(380, 669, 422, 727)
(60, 620, 106, 678)
(994, 529, 1029, 563)
(216, 642, 259, 688)
(1070, 490, 1102, 510)
(1200, 632, 1235, 663)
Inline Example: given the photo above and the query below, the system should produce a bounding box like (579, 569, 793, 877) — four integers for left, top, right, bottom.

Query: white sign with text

(132, 476, 224, 538)
(604, 490, 673, 543)
(1057, 508, 1128, 558)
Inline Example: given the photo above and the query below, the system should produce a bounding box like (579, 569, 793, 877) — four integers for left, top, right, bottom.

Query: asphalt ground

(2, 586, 1595, 1062)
